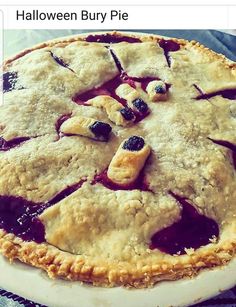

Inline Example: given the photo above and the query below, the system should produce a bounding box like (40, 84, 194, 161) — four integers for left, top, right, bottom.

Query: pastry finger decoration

(146, 80, 168, 101)
(107, 135, 151, 185)
(88, 95, 135, 126)
(115, 84, 149, 115)
(60, 115, 112, 141)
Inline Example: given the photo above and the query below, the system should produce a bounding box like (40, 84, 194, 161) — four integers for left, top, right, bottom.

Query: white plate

(0, 255, 235, 307)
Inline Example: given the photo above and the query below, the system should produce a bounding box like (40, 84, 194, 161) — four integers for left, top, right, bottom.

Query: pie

(0, 31, 236, 288)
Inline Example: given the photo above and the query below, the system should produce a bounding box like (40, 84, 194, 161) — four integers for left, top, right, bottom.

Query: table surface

(1, 29, 236, 307)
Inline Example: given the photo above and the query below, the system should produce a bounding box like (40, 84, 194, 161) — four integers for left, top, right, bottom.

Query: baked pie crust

(0, 31, 236, 288)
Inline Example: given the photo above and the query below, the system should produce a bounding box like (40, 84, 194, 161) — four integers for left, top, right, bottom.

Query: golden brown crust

(1, 228, 235, 288)
(1, 31, 236, 288)
(3, 31, 236, 70)
(107, 137, 151, 185)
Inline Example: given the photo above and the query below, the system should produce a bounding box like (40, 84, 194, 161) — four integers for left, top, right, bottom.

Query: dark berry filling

(0, 180, 86, 243)
(89, 121, 112, 141)
(132, 98, 149, 114)
(159, 39, 180, 67)
(196, 89, 236, 101)
(131, 77, 159, 92)
(120, 73, 137, 88)
(193, 83, 205, 96)
(3, 72, 19, 93)
(50, 52, 73, 73)
(48, 179, 86, 205)
(0, 136, 31, 151)
(74, 88, 111, 104)
(232, 152, 236, 168)
(109, 49, 123, 73)
(155, 85, 166, 94)
(0, 195, 47, 243)
(73, 47, 163, 125)
(208, 138, 236, 169)
(120, 107, 135, 120)
(72, 45, 161, 126)
(109, 49, 138, 90)
(123, 136, 145, 151)
(150, 191, 219, 255)
(50, 52, 69, 68)
(208, 138, 236, 151)
(85, 34, 141, 44)
(109, 48, 161, 93)
(159, 39, 180, 52)
(74, 76, 131, 106)
(92, 168, 150, 191)
(55, 113, 72, 136)
(133, 111, 150, 123)
(73, 75, 156, 107)
(74, 77, 150, 124)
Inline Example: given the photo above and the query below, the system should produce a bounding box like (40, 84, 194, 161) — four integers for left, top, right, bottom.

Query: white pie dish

(0, 255, 235, 307)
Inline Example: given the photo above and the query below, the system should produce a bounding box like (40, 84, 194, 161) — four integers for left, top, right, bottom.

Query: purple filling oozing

(0, 195, 47, 243)
(92, 169, 150, 192)
(48, 179, 86, 205)
(159, 39, 180, 67)
(73, 75, 151, 123)
(159, 39, 180, 52)
(51, 52, 69, 68)
(55, 113, 72, 136)
(73, 75, 131, 106)
(108, 49, 161, 94)
(0, 137, 31, 151)
(3, 72, 19, 93)
(109, 48, 164, 93)
(50, 52, 74, 72)
(193, 83, 205, 96)
(85, 34, 141, 44)
(0, 180, 86, 243)
(208, 138, 236, 169)
(196, 89, 236, 101)
(150, 192, 219, 255)
(109, 49, 123, 73)
(72, 46, 162, 125)
(73, 73, 155, 123)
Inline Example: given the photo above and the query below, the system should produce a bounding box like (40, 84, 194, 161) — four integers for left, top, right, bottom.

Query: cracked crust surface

(0, 31, 236, 287)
